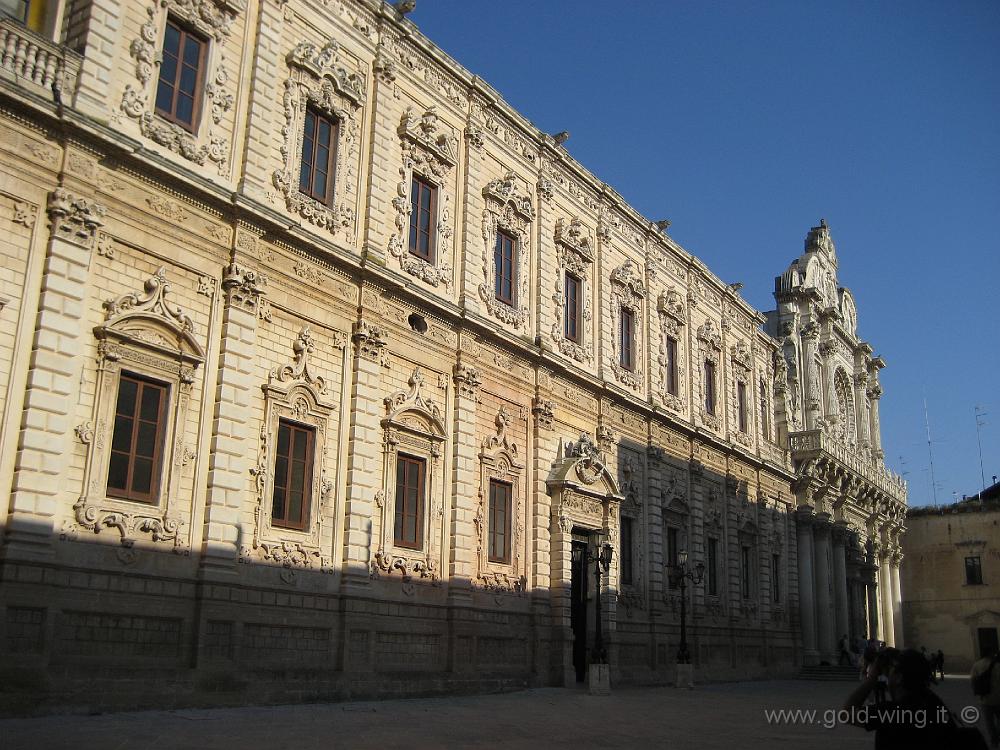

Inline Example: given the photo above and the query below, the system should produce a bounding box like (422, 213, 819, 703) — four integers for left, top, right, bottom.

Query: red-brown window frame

(488, 479, 512, 564)
(298, 108, 339, 205)
(106, 372, 168, 504)
(665, 336, 679, 396)
(408, 174, 436, 262)
(394, 454, 425, 550)
(564, 272, 581, 343)
(270, 419, 314, 531)
(619, 307, 635, 371)
(737, 380, 748, 433)
(704, 359, 717, 415)
(154, 18, 207, 133)
(760, 380, 770, 440)
(493, 230, 517, 306)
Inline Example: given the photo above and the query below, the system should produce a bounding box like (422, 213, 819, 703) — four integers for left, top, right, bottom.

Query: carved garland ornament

(72, 268, 205, 549)
(242, 326, 339, 573)
(657, 287, 686, 412)
(122, 1, 240, 175)
(272, 40, 366, 237)
(550, 217, 595, 363)
(610, 259, 646, 389)
(387, 106, 457, 288)
(479, 171, 534, 329)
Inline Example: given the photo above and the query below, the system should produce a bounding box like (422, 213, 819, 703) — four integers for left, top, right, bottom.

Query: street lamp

(590, 540, 614, 665)
(669, 549, 705, 665)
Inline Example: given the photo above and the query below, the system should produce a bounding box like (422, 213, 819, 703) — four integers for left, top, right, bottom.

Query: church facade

(0, 0, 905, 710)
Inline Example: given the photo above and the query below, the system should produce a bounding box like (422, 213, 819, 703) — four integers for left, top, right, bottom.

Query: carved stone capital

(352, 319, 387, 363)
(47, 188, 106, 248)
(221, 261, 267, 314)
(531, 396, 554, 430)
(453, 362, 482, 400)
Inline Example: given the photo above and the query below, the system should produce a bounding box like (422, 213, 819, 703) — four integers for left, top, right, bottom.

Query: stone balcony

(789, 428, 907, 505)
(0, 18, 81, 104)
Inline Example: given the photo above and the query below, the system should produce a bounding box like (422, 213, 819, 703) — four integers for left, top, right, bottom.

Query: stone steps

(799, 665, 861, 681)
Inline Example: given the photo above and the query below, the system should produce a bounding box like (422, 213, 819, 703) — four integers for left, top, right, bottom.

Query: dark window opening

(154, 19, 206, 131)
(772, 553, 781, 603)
(107, 372, 168, 504)
(966, 555, 984, 585)
(741, 544, 752, 599)
(619, 308, 635, 371)
(408, 175, 436, 262)
(704, 360, 717, 415)
(666, 525, 679, 590)
(298, 108, 339, 204)
(488, 479, 512, 564)
(666, 336, 679, 396)
(407, 312, 427, 334)
(494, 230, 517, 306)
(394, 455, 425, 550)
(737, 381, 748, 433)
(564, 272, 581, 342)
(271, 420, 314, 530)
(707, 537, 719, 596)
(620, 517, 634, 586)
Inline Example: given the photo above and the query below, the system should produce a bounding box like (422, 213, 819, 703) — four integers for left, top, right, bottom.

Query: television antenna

(975, 405, 988, 501)
(924, 396, 938, 507)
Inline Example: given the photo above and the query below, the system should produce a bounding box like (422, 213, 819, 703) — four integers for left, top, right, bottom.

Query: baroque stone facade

(0, 0, 903, 710)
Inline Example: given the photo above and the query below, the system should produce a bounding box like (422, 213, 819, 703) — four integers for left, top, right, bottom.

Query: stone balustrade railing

(759, 439, 790, 468)
(0, 19, 81, 103)
(789, 428, 907, 503)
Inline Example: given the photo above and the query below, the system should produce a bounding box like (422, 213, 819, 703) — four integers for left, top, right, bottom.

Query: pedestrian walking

(972, 646, 1000, 747)
(845, 648, 987, 748)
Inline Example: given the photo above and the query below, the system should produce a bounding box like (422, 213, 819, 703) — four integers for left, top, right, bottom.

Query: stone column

(866, 568, 880, 640)
(890, 549, 904, 648)
(854, 372, 871, 450)
(200, 261, 266, 575)
(796, 507, 819, 665)
(448, 362, 481, 605)
(4, 189, 103, 560)
(801, 322, 822, 430)
(832, 522, 851, 652)
(819, 341, 836, 423)
(868, 384, 884, 459)
(814, 515, 835, 661)
(340, 318, 387, 591)
(878, 550, 894, 646)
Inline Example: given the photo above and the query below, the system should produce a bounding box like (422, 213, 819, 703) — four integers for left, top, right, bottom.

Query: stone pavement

(0, 676, 987, 750)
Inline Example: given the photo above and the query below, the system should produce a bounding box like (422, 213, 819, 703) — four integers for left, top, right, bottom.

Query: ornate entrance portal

(547, 435, 623, 686)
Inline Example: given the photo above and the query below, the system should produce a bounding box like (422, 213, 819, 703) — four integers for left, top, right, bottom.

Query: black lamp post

(590, 540, 613, 664)
(669, 549, 705, 664)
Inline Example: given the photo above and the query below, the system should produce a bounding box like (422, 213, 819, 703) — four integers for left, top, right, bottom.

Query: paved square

(0, 676, 987, 749)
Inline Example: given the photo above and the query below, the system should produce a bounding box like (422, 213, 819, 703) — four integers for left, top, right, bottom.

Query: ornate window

(389, 106, 456, 287)
(664, 524, 679, 589)
(564, 272, 581, 342)
(394, 454, 425, 549)
(476, 406, 525, 594)
(408, 174, 436, 262)
(244, 327, 338, 572)
(107, 373, 169, 504)
(372, 368, 446, 589)
(729, 341, 753, 447)
(122, 0, 238, 174)
(479, 171, 534, 329)
(706, 536, 719, 596)
(737, 381, 748, 433)
(610, 259, 646, 389)
(273, 40, 365, 237)
(74, 268, 204, 549)
(270, 419, 315, 531)
(657, 288, 686, 411)
(154, 19, 207, 132)
(488, 479, 512, 564)
(696, 321, 722, 430)
(741, 544, 753, 598)
(494, 230, 517, 306)
(298, 108, 338, 204)
(550, 217, 595, 363)
(620, 516, 634, 585)
(771, 553, 781, 603)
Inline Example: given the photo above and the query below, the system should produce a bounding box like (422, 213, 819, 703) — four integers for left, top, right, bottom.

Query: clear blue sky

(410, 0, 1000, 507)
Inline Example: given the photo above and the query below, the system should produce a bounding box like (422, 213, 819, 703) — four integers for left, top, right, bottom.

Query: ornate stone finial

(596, 424, 614, 452)
(352, 319, 387, 363)
(532, 397, 554, 429)
(272, 326, 327, 394)
(655, 219, 671, 232)
(483, 406, 517, 456)
(805, 219, 836, 258)
(103, 266, 194, 333)
(552, 130, 570, 145)
(453, 362, 482, 399)
(48, 188, 106, 247)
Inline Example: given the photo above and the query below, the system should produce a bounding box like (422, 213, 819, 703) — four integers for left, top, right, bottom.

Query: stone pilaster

(5, 189, 103, 560)
(878, 551, 894, 645)
(813, 515, 835, 660)
(200, 261, 266, 576)
(801, 323, 821, 430)
(866, 565, 880, 640)
(530, 395, 557, 678)
(868, 384, 884, 459)
(448, 362, 480, 604)
(796, 507, 818, 664)
(832, 522, 851, 652)
(854, 371, 871, 450)
(340, 318, 387, 591)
